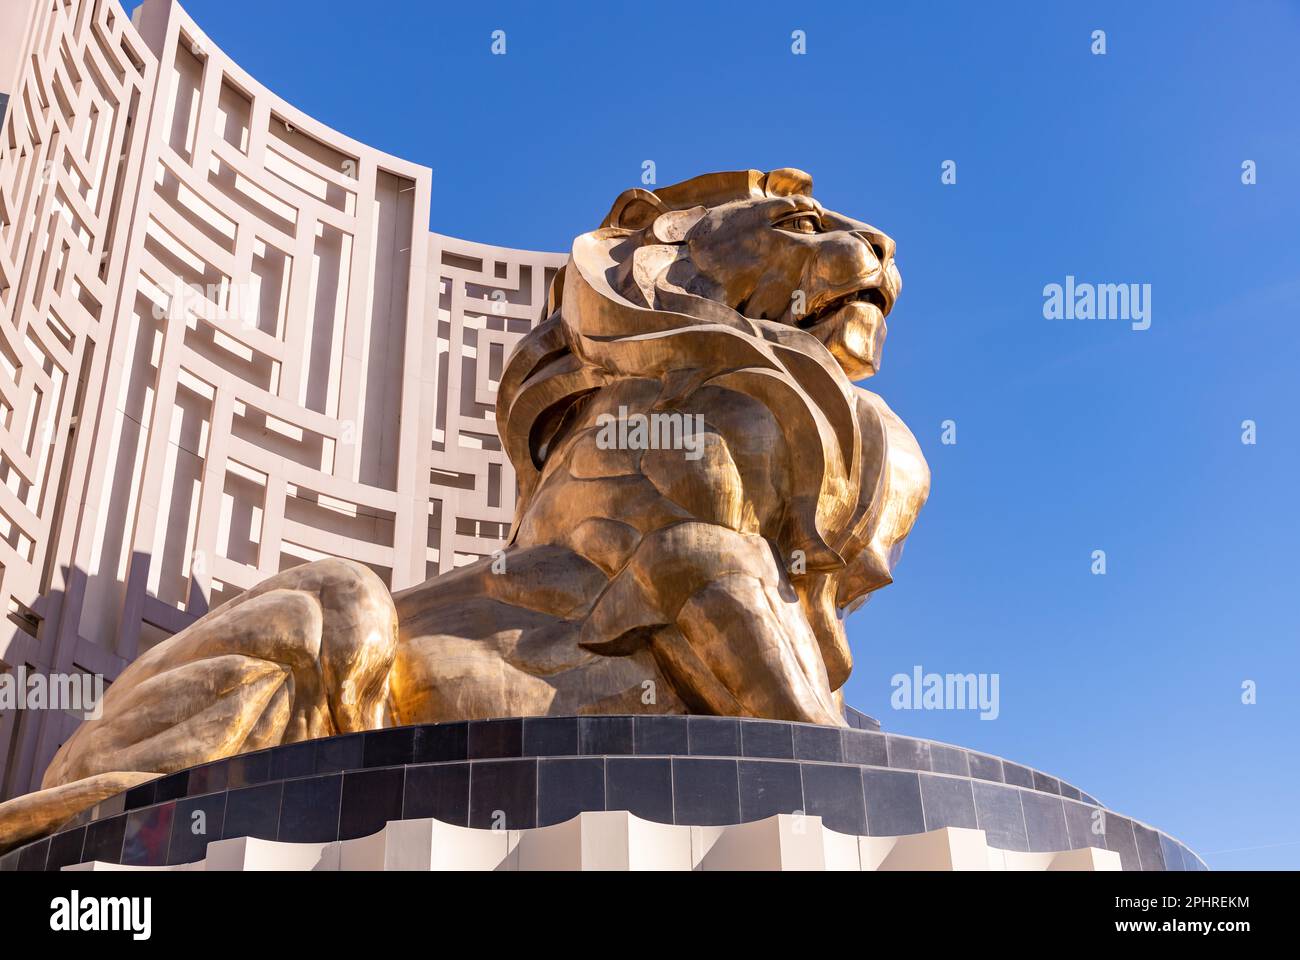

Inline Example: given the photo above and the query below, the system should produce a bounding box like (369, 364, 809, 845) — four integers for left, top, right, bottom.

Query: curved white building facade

(0, 0, 563, 799)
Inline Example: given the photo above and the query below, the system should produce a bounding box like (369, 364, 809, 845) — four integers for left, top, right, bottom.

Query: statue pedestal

(0, 715, 1204, 871)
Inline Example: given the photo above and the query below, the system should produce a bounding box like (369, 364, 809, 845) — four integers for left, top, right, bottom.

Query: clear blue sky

(174, 0, 1300, 868)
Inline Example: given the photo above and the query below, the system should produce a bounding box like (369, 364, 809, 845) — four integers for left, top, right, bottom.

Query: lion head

(597, 167, 900, 379)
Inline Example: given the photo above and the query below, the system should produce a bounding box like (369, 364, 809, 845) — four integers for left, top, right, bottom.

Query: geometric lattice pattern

(0, 0, 563, 800)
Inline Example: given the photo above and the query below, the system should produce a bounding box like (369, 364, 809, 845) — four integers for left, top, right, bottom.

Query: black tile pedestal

(0, 714, 1206, 872)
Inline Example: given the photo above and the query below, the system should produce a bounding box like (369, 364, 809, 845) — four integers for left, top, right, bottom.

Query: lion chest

(513, 387, 792, 576)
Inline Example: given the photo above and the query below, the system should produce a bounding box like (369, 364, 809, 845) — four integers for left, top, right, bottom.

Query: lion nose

(856, 229, 895, 266)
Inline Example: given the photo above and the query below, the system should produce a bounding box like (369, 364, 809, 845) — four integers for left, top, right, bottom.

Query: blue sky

(176, 0, 1300, 867)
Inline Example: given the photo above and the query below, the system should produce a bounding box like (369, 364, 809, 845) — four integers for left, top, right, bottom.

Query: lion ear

(601, 188, 668, 230)
(650, 205, 706, 244)
(762, 168, 813, 197)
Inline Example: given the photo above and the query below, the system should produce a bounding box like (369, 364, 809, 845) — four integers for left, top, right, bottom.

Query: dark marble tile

(920, 774, 977, 831)
(222, 782, 283, 842)
(47, 827, 87, 871)
(270, 740, 317, 781)
(83, 814, 127, 863)
(403, 762, 470, 826)
(339, 767, 404, 840)
(606, 758, 673, 824)
(738, 760, 803, 822)
(672, 758, 740, 826)
(123, 802, 176, 866)
(741, 720, 794, 759)
(315, 733, 364, 773)
(523, 717, 578, 756)
(841, 729, 887, 766)
(187, 760, 229, 795)
(227, 749, 273, 788)
(46, 822, 87, 868)
(412, 723, 468, 764)
(1133, 823, 1166, 871)
(793, 724, 842, 762)
(16, 838, 48, 871)
(1021, 790, 1068, 852)
(1062, 799, 1107, 850)
(363, 727, 416, 768)
(154, 771, 189, 803)
(469, 759, 537, 830)
(278, 774, 341, 843)
(843, 705, 880, 730)
(579, 716, 633, 755)
(1001, 761, 1034, 789)
(885, 736, 931, 772)
(1103, 814, 1141, 871)
(95, 790, 126, 818)
(468, 719, 523, 759)
(1159, 833, 1186, 872)
(633, 716, 687, 755)
(972, 781, 1028, 852)
(168, 793, 226, 865)
(929, 744, 971, 777)
(1031, 771, 1061, 796)
(968, 753, 1004, 783)
(863, 769, 925, 837)
(801, 762, 866, 835)
(687, 716, 740, 756)
(1059, 782, 1082, 802)
(538, 758, 605, 826)
(124, 781, 156, 811)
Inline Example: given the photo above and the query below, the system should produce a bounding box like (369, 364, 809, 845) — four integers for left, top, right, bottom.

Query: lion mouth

(793, 282, 892, 380)
(796, 285, 891, 330)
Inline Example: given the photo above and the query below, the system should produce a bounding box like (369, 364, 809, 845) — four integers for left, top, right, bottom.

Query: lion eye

(776, 214, 822, 235)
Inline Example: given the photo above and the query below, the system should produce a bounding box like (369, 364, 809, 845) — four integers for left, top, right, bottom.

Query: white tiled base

(63, 812, 1122, 871)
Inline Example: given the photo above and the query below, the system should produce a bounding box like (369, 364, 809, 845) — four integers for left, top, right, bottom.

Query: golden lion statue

(0, 168, 929, 851)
